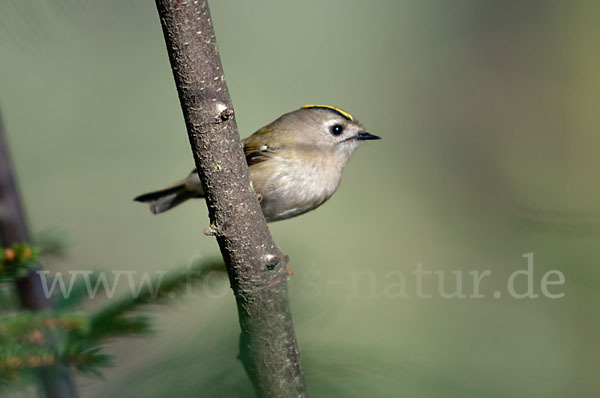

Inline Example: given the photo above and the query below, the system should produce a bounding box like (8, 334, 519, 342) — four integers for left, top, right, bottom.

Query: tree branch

(0, 111, 78, 397)
(154, 1, 307, 396)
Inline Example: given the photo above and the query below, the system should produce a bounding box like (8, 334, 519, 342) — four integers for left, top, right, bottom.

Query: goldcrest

(134, 105, 380, 222)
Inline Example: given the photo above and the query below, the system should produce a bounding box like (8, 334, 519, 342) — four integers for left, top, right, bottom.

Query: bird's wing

(242, 128, 276, 166)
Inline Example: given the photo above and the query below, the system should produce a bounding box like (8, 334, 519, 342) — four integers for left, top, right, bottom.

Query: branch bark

(0, 111, 78, 397)
(154, 1, 307, 397)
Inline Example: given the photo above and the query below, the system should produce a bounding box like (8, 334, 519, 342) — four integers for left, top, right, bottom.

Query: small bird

(134, 105, 380, 222)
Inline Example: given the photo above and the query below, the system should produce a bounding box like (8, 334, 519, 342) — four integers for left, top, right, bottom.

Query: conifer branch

(88, 259, 224, 340)
(0, 110, 79, 397)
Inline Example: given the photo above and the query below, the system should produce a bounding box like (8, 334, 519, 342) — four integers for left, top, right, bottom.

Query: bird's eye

(330, 124, 344, 136)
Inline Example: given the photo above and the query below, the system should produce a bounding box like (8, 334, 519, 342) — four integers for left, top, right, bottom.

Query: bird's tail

(134, 182, 199, 214)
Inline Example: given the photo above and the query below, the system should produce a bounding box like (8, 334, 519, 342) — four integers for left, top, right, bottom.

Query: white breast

(252, 154, 343, 222)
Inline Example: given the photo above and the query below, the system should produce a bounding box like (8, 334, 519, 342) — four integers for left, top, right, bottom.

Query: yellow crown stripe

(302, 104, 355, 121)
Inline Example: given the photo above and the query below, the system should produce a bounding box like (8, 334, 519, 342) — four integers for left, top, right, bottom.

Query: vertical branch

(154, 1, 307, 397)
(0, 111, 78, 398)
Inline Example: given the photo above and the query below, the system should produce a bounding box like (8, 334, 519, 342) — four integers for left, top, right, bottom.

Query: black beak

(357, 131, 381, 141)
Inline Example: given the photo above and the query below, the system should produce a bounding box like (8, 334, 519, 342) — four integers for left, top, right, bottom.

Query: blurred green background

(1, 0, 599, 397)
